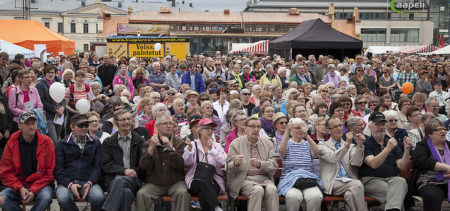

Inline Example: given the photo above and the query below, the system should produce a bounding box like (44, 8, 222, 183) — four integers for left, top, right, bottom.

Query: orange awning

(0, 20, 75, 56)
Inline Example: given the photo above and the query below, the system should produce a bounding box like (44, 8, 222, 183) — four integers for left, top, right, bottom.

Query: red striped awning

(400, 45, 439, 54)
(229, 40, 269, 54)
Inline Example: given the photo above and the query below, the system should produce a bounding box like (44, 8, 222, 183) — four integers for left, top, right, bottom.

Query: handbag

(193, 141, 216, 182)
(293, 178, 318, 190)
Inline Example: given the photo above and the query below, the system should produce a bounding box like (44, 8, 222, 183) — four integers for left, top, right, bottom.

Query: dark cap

(433, 81, 442, 86)
(369, 111, 386, 123)
(70, 114, 89, 125)
(19, 112, 37, 124)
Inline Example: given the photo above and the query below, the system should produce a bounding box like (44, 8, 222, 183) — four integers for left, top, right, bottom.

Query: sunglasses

(278, 121, 288, 125)
(388, 119, 398, 123)
(242, 93, 251, 95)
(167, 93, 175, 96)
(357, 101, 367, 104)
(200, 98, 209, 101)
(76, 121, 90, 128)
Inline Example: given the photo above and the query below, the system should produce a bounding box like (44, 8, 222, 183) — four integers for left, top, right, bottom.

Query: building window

(84, 23, 89, 34)
(70, 23, 76, 33)
(390, 28, 419, 42)
(83, 44, 89, 52)
(58, 22, 63, 33)
(361, 28, 387, 42)
(44, 22, 50, 28)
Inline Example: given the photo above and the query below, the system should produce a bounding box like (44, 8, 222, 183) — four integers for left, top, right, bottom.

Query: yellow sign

(128, 43, 164, 58)
(165, 42, 189, 60)
(107, 42, 127, 59)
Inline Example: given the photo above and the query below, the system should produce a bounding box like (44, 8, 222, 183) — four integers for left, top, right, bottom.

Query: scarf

(43, 77, 55, 88)
(427, 138, 450, 202)
(119, 74, 129, 87)
(260, 117, 274, 135)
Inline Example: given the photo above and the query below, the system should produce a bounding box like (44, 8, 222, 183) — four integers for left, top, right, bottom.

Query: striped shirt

(281, 139, 314, 180)
(65, 85, 89, 104)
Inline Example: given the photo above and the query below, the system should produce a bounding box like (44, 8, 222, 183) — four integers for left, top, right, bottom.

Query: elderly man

(359, 112, 412, 211)
(307, 54, 322, 83)
(290, 64, 312, 87)
(227, 117, 279, 211)
(101, 109, 144, 211)
(425, 96, 447, 122)
(148, 62, 167, 93)
(0, 112, 54, 211)
(318, 117, 367, 211)
(136, 113, 189, 211)
(55, 114, 105, 211)
(397, 98, 412, 130)
(345, 116, 367, 144)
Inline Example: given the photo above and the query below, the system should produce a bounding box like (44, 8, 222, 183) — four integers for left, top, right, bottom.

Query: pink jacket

(112, 74, 134, 96)
(182, 139, 227, 193)
(225, 128, 238, 153)
(8, 86, 43, 123)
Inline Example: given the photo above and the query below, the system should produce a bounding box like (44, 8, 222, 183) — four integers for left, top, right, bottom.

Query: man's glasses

(167, 93, 175, 96)
(76, 121, 90, 128)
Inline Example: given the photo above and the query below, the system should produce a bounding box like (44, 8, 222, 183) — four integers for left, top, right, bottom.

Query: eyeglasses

(433, 128, 446, 133)
(357, 101, 367, 105)
(47, 72, 55, 74)
(298, 90, 304, 93)
(200, 98, 209, 101)
(328, 124, 344, 130)
(278, 121, 288, 125)
(89, 120, 99, 124)
(388, 119, 398, 123)
(321, 90, 328, 93)
(196, 66, 202, 68)
(242, 93, 251, 96)
(236, 118, 246, 122)
(342, 102, 351, 106)
(369, 103, 378, 107)
(167, 93, 175, 96)
(232, 85, 239, 88)
(215, 64, 221, 66)
(117, 118, 132, 122)
(205, 107, 213, 109)
(76, 121, 90, 128)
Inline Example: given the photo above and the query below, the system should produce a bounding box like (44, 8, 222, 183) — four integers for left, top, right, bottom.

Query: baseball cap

(240, 89, 250, 95)
(420, 70, 428, 75)
(369, 112, 386, 123)
(19, 112, 37, 124)
(197, 118, 218, 128)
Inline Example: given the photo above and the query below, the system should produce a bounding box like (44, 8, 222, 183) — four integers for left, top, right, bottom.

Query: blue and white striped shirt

(281, 139, 314, 180)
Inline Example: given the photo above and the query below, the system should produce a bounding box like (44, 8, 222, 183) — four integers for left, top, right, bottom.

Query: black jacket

(97, 64, 117, 87)
(101, 131, 144, 190)
(55, 134, 102, 187)
(35, 76, 66, 120)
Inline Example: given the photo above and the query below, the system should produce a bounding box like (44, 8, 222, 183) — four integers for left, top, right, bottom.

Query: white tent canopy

(429, 45, 450, 55)
(0, 39, 34, 58)
(365, 46, 400, 55)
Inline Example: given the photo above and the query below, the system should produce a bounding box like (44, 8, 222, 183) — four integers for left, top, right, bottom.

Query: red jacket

(0, 130, 55, 194)
(145, 119, 156, 137)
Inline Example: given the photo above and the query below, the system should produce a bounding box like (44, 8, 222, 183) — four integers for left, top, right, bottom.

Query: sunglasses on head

(76, 121, 90, 128)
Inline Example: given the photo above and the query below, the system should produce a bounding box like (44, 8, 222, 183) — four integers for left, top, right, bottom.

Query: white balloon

(75, 99, 90, 114)
(154, 43, 161, 51)
(49, 82, 65, 103)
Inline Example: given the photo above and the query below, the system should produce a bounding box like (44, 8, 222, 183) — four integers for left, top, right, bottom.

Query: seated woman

(259, 105, 275, 138)
(383, 110, 408, 154)
(269, 112, 288, 157)
(225, 110, 247, 153)
(135, 97, 154, 128)
(201, 101, 221, 138)
(183, 119, 227, 211)
(411, 119, 450, 211)
(86, 111, 110, 143)
(172, 98, 187, 134)
(308, 101, 329, 129)
(278, 118, 322, 211)
(310, 117, 329, 143)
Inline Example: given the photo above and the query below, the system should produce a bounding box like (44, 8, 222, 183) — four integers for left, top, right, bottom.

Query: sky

(178, 0, 248, 11)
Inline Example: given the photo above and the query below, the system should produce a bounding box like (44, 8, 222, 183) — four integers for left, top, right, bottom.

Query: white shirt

(213, 100, 230, 125)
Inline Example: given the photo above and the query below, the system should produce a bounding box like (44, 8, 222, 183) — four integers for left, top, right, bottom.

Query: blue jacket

(278, 168, 323, 196)
(181, 71, 205, 93)
(55, 133, 102, 187)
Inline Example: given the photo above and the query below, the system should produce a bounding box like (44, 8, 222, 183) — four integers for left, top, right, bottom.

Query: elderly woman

(259, 64, 281, 87)
(183, 119, 227, 211)
(278, 118, 322, 211)
(259, 105, 275, 137)
(308, 101, 328, 127)
(303, 83, 312, 98)
(306, 94, 323, 116)
(384, 110, 409, 154)
(353, 96, 370, 117)
(145, 102, 167, 137)
(340, 95, 355, 122)
(248, 85, 262, 107)
(411, 119, 450, 211)
(412, 92, 427, 114)
(225, 110, 247, 153)
(317, 85, 331, 106)
(278, 67, 289, 89)
(269, 112, 288, 157)
(62, 69, 75, 88)
(172, 98, 187, 132)
(348, 85, 357, 98)
(323, 64, 341, 88)
(311, 117, 329, 143)
(136, 97, 154, 128)
(280, 88, 299, 115)
(132, 67, 149, 88)
(201, 101, 221, 138)
(113, 64, 134, 96)
(86, 111, 110, 143)
(90, 82, 109, 102)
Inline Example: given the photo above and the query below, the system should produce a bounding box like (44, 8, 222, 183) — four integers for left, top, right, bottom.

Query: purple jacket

(182, 139, 226, 193)
(8, 86, 43, 123)
(323, 72, 341, 88)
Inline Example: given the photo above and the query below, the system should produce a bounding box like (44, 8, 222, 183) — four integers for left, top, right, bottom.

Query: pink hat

(197, 118, 218, 128)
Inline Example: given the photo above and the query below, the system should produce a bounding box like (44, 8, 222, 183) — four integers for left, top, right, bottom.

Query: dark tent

(269, 18, 362, 60)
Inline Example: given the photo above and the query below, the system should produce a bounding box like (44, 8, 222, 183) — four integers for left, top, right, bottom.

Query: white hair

(289, 118, 306, 127)
(278, 67, 287, 74)
(152, 102, 167, 114)
(383, 110, 399, 120)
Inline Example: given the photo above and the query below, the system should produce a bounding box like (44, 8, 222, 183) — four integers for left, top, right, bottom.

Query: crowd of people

(0, 50, 449, 211)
